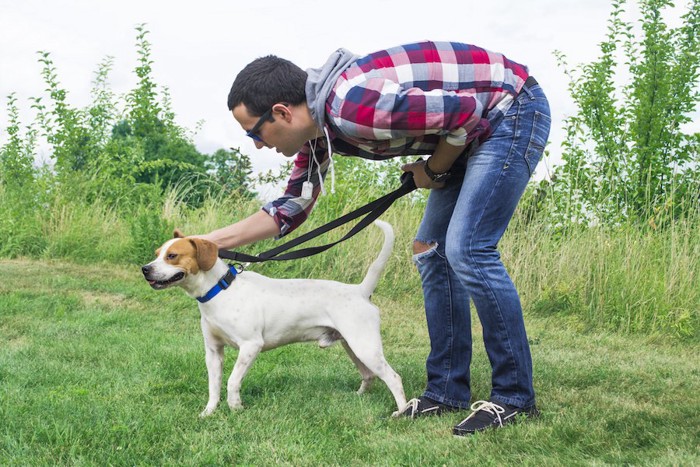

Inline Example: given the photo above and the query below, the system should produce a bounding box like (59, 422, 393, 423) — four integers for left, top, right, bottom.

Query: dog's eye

(167, 253, 178, 260)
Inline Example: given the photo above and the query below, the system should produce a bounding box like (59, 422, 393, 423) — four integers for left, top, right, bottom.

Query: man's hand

(187, 210, 281, 250)
(401, 159, 446, 190)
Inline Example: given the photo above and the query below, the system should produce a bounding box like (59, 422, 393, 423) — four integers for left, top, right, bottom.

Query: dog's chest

(207, 324, 240, 349)
(197, 300, 251, 349)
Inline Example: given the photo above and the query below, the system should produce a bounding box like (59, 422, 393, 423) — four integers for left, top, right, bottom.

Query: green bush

(546, 0, 700, 226)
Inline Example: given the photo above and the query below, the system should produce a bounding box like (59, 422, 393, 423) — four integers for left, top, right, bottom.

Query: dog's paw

(227, 400, 244, 411)
(199, 405, 217, 418)
(357, 378, 374, 395)
(391, 402, 410, 418)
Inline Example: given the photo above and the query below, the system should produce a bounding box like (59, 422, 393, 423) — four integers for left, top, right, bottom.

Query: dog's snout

(141, 264, 152, 276)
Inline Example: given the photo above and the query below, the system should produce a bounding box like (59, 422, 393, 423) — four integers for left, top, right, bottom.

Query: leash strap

(218, 172, 417, 263)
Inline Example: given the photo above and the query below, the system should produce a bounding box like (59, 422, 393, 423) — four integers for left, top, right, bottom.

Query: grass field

(1, 258, 698, 466)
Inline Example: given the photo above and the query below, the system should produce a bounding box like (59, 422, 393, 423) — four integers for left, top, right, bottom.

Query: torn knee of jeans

(412, 240, 440, 265)
(413, 240, 437, 255)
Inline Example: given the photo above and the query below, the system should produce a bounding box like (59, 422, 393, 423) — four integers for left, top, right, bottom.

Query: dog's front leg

(226, 342, 262, 410)
(200, 331, 225, 418)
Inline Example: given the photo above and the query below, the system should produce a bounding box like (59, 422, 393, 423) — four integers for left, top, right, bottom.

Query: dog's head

(141, 230, 219, 289)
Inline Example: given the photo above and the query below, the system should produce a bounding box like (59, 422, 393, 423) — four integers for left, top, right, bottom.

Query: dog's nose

(141, 265, 152, 276)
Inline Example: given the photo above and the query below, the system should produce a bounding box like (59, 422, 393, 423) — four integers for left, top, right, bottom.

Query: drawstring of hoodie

(304, 47, 358, 197)
(306, 126, 335, 197)
(324, 126, 335, 194)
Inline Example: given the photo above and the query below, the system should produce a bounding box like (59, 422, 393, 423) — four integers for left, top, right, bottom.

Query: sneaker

(396, 397, 461, 419)
(452, 400, 540, 436)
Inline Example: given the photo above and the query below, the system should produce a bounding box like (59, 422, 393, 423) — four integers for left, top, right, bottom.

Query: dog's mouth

(147, 272, 185, 289)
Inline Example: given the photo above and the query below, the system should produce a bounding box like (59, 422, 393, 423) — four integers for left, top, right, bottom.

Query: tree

(550, 0, 700, 226)
(120, 24, 207, 187)
(208, 147, 257, 199)
(0, 93, 37, 191)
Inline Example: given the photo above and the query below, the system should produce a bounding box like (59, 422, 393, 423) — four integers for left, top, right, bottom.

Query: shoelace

(400, 398, 421, 419)
(465, 400, 507, 427)
(399, 398, 442, 418)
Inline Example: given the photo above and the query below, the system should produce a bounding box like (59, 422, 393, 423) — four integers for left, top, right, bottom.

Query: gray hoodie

(305, 48, 359, 131)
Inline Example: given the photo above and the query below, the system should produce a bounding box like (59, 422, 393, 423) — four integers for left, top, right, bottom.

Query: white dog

(141, 220, 407, 417)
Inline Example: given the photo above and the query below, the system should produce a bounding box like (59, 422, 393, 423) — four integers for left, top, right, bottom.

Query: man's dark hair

(227, 55, 307, 116)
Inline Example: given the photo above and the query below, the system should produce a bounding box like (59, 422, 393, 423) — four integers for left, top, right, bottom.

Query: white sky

(0, 0, 623, 182)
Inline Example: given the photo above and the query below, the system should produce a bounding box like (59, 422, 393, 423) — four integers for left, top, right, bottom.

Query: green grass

(501, 213, 700, 338)
(3, 173, 698, 339)
(1, 259, 698, 465)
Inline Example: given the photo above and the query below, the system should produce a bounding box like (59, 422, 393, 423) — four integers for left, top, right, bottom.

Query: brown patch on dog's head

(190, 238, 218, 272)
(162, 238, 218, 273)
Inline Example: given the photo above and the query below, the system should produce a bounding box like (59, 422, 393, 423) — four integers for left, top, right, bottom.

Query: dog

(141, 220, 407, 417)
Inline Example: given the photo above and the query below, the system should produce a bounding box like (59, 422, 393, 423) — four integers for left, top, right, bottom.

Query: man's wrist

(424, 157, 452, 183)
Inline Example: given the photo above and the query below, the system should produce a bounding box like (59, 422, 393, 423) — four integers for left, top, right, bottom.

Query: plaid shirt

(263, 41, 530, 236)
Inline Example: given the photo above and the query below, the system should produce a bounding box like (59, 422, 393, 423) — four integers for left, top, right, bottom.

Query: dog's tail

(358, 220, 395, 298)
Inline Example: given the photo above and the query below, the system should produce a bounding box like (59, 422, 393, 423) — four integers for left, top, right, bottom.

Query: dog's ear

(189, 238, 218, 272)
(173, 229, 185, 238)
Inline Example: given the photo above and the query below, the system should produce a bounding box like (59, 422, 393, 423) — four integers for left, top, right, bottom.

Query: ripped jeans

(412, 82, 550, 409)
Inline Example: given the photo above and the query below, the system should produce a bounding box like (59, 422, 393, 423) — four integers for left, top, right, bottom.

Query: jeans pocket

(524, 110, 551, 176)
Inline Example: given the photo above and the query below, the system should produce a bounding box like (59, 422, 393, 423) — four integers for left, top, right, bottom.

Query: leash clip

(227, 262, 247, 274)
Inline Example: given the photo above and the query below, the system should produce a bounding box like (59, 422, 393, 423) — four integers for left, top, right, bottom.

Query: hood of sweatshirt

(305, 48, 359, 130)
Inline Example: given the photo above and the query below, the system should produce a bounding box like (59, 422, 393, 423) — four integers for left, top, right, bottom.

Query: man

(198, 41, 551, 435)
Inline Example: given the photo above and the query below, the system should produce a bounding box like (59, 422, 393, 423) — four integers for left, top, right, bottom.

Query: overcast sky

(1, 0, 623, 182)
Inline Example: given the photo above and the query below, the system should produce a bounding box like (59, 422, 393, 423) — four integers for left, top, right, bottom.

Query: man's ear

(272, 102, 293, 122)
(189, 238, 218, 272)
(173, 229, 185, 238)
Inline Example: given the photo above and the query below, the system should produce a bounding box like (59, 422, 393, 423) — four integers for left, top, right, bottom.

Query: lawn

(1, 259, 698, 465)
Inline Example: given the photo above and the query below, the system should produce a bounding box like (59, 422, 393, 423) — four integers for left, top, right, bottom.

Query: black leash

(218, 171, 417, 263)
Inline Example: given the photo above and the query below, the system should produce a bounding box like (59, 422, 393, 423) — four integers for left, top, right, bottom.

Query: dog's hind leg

(347, 342, 406, 415)
(341, 340, 376, 394)
(226, 341, 262, 410)
(339, 322, 407, 414)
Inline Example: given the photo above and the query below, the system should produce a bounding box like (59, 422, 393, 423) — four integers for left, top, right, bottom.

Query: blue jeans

(412, 82, 551, 409)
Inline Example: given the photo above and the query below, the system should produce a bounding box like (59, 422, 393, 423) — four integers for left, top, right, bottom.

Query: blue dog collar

(196, 265, 237, 303)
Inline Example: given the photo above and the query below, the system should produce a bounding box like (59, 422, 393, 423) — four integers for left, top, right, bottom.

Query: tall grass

(1, 170, 697, 339)
(504, 210, 699, 338)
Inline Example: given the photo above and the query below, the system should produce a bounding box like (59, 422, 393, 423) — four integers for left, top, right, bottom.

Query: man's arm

(402, 137, 466, 189)
(426, 137, 465, 173)
(197, 210, 280, 249)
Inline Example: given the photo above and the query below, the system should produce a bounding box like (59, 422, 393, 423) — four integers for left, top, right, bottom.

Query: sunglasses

(245, 108, 274, 143)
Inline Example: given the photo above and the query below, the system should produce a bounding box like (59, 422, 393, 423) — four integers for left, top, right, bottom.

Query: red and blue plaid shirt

(263, 41, 530, 236)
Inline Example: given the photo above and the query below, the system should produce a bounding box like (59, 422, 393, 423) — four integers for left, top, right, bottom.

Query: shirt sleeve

(261, 139, 330, 237)
(333, 77, 484, 147)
